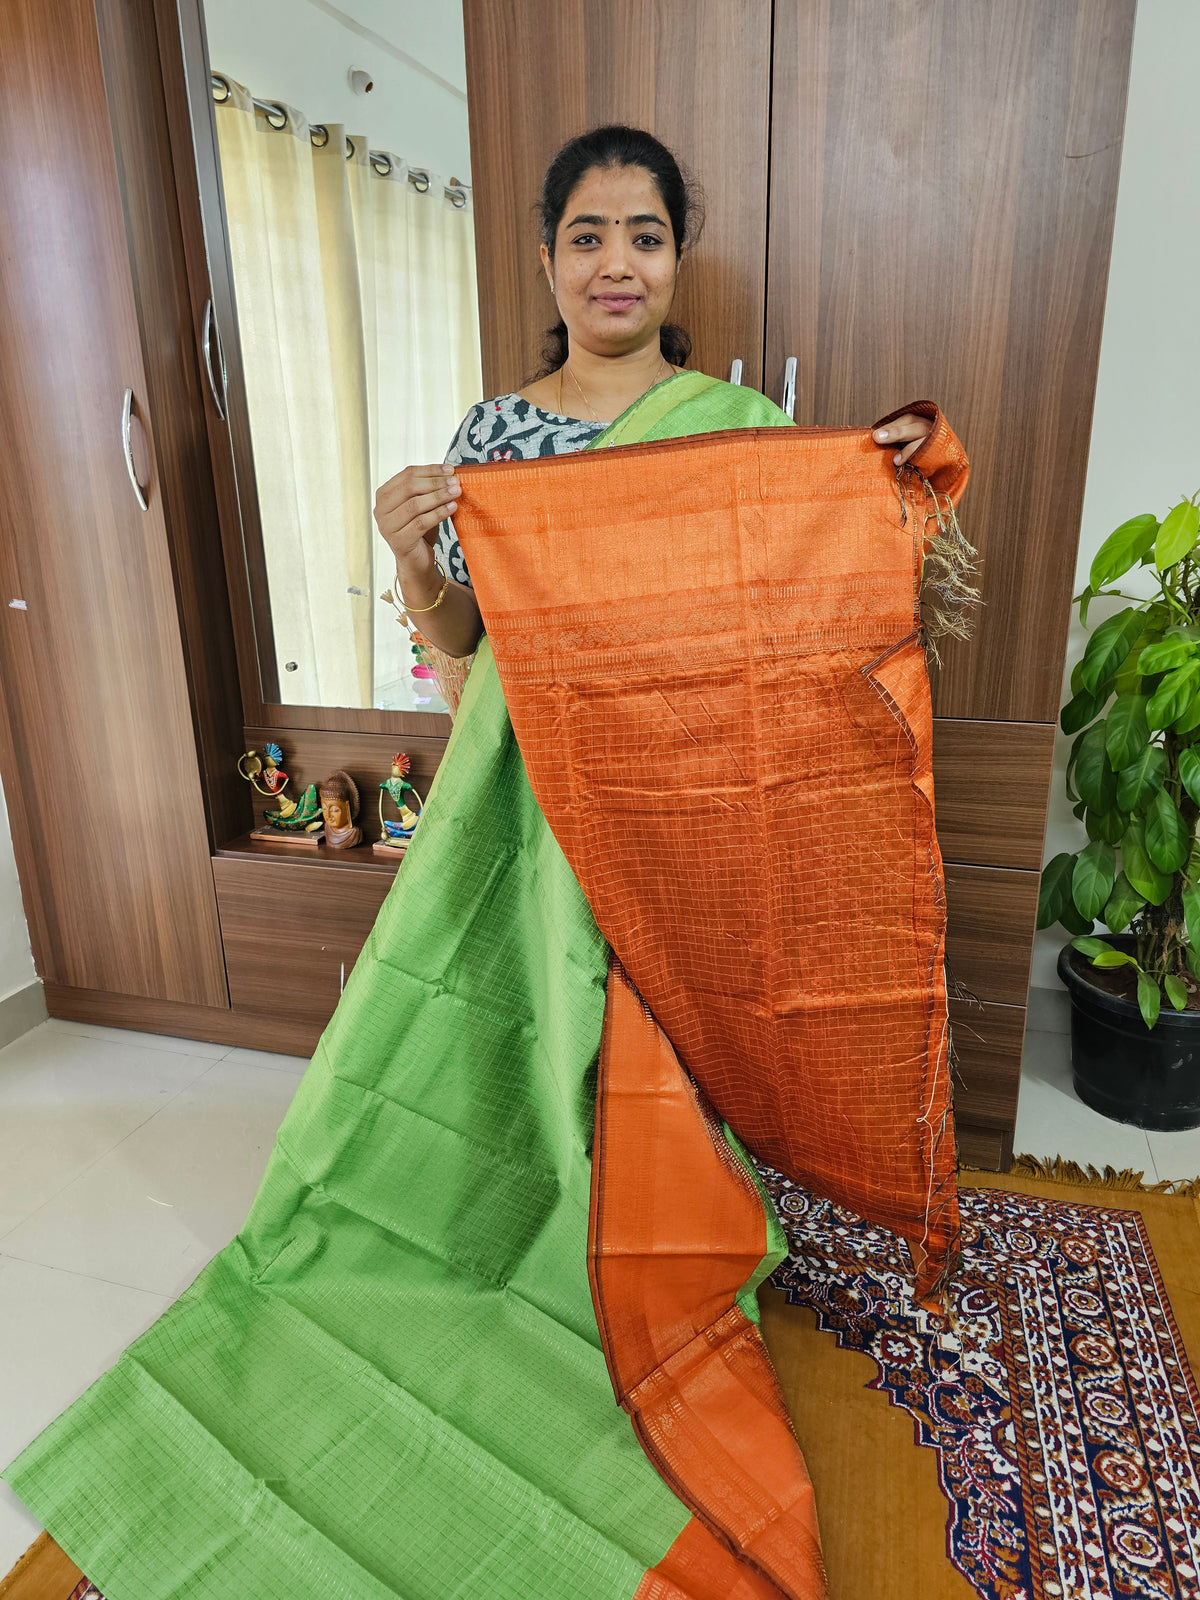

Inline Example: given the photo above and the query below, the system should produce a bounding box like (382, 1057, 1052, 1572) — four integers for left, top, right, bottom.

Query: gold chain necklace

(558, 354, 672, 424)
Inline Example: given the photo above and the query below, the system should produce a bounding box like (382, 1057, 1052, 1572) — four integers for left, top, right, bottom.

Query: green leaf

(1116, 743, 1165, 813)
(1179, 747, 1200, 807)
(1175, 695, 1200, 735)
(1187, 945, 1200, 982)
(1137, 970, 1162, 1028)
(1074, 723, 1117, 812)
(1060, 688, 1107, 735)
(1103, 871, 1146, 933)
(1089, 512, 1159, 588)
(1059, 902, 1095, 937)
(1145, 787, 1190, 873)
(1093, 949, 1139, 967)
(1077, 586, 1094, 628)
(1037, 852, 1077, 930)
(1072, 798, 1088, 821)
(1137, 635, 1199, 674)
(1085, 807, 1127, 845)
(1165, 974, 1188, 1011)
(1122, 817, 1172, 904)
(1072, 840, 1116, 920)
(1182, 883, 1200, 948)
(1105, 694, 1149, 769)
(1154, 500, 1200, 570)
(1079, 608, 1146, 695)
(1071, 936, 1112, 958)
(1147, 661, 1200, 730)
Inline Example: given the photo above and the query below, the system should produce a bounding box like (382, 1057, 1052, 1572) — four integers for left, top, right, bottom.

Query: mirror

(198, 0, 481, 713)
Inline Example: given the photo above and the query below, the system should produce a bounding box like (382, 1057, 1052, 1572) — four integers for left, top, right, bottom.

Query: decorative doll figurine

(239, 742, 325, 840)
(318, 770, 362, 849)
(375, 752, 425, 858)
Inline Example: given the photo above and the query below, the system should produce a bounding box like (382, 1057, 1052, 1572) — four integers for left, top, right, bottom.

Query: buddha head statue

(318, 770, 362, 849)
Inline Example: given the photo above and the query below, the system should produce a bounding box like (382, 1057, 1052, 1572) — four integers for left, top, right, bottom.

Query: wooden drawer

(944, 863, 1040, 1006)
(931, 718, 1056, 871)
(214, 857, 394, 1029)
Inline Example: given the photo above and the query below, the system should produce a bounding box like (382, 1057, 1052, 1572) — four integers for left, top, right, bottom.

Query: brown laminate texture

(0, 0, 227, 1007)
(944, 865, 1041, 1007)
(767, 0, 1136, 723)
(931, 718, 1056, 871)
(954, 1123, 1014, 1175)
(214, 857, 393, 1026)
(949, 996, 1026, 1131)
(44, 981, 322, 1059)
(464, 0, 773, 396)
(95, 0, 249, 851)
(153, 0, 279, 714)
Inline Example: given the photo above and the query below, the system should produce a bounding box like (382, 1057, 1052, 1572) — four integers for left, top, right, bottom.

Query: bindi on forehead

(565, 212, 667, 228)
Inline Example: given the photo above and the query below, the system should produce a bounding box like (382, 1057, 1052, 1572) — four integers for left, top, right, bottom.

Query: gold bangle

(399, 559, 450, 613)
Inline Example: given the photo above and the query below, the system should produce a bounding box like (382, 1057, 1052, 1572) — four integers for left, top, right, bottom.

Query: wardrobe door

(464, 0, 773, 394)
(0, 0, 228, 1007)
(765, 0, 1137, 1163)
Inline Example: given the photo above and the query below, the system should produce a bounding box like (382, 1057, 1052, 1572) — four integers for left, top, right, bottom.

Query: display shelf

(215, 833, 403, 876)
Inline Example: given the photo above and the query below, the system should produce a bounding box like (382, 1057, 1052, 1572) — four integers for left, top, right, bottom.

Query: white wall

(0, 778, 36, 1004)
(201, 0, 471, 180)
(1030, 0, 1200, 989)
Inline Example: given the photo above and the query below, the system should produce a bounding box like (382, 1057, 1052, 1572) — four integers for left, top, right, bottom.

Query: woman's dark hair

(533, 125, 704, 378)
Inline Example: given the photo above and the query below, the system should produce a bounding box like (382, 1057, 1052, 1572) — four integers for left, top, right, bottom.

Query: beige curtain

(215, 82, 482, 709)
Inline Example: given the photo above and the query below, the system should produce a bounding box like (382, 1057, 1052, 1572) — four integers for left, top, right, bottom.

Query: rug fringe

(963, 1152, 1200, 1197)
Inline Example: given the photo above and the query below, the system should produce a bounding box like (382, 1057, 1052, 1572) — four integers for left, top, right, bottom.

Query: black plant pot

(1057, 942, 1200, 1131)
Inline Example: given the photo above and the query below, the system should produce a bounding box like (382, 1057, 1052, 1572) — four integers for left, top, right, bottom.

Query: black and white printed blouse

(433, 393, 605, 588)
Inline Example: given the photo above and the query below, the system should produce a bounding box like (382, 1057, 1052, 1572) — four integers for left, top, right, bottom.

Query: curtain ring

(407, 168, 430, 193)
(370, 152, 393, 177)
(211, 72, 231, 104)
(345, 135, 356, 160)
(310, 123, 330, 148)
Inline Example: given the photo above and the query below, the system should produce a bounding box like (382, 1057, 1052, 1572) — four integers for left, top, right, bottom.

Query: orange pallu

(454, 377, 971, 1595)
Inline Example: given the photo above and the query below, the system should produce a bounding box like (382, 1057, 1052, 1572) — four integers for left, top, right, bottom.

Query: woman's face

(541, 165, 682, 359)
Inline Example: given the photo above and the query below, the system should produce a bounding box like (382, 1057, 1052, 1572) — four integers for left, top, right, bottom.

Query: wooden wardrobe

(0, 0, 1136, 1168)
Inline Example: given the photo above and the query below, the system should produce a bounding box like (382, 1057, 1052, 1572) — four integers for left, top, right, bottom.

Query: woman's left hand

(873, 413, 932, 467)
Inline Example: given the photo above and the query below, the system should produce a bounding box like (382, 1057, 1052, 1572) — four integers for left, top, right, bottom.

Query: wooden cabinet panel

(932, 718, 1055, 871)
(944, 864, 1041, 1006)
(766, 0, 1135, 723)
(950, 996, 1026, 1130)
(214, 858, 393, 1028)
(0, 0, 227, 1008)
(464, 0, 774, 395)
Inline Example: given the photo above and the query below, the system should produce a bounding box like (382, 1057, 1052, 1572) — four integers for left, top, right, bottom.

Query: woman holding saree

(4, 126, 971, 1600)
(373, 125, 936, 650)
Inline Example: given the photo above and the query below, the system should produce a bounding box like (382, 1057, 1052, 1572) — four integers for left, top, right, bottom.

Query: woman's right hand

(373, 463, 461, 580)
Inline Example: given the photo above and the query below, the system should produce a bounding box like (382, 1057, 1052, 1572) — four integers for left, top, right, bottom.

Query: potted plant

(1038, 490, 1200, 1131)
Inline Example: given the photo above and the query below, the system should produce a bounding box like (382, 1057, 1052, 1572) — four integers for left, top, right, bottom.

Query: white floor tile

(0, 1026, 217, 1239)
(1145, 1125, 1200, 1184)
(222, 1044, 311, 1077)
(1, 1060, 302, 1297)
(0, 1255, 169, 1571)
(44, 1018, 229, 1060)
(1014, 1028, 1157, 1173)
(0, 1485, 44, 1577)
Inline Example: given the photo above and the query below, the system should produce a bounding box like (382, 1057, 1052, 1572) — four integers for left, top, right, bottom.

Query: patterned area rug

(763, 1171, 1200, 1600)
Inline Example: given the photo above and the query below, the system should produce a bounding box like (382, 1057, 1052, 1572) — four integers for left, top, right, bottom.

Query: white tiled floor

(0, 1019, 308, 1574)
(1013, 1024, 1200, 1183)
(1, 1013, 1199, 1578)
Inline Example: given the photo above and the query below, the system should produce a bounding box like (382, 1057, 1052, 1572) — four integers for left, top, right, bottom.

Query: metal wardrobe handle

(202, 298, 228, 420)
(781, 356, 797, 420)
(728, 358, 743, 386)
(120, 388, 149, 511)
